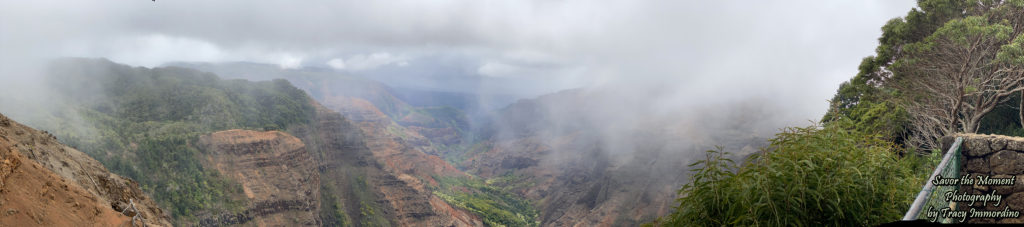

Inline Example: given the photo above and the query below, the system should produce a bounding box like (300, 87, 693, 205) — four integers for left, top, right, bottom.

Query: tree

(822, 0, 969, 143)
(894, 15, 1024, 149)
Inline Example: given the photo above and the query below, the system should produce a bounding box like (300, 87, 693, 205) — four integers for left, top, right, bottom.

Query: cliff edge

(0, 113, 171, 226)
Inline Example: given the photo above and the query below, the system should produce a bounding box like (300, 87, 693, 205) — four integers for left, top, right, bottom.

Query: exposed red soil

(0, 126, 130, 226)
(199, 129, 321, 226)
(0, 113, 171, 227)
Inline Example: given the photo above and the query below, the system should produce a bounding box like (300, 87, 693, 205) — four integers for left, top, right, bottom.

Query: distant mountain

(170, 61, 501, 152)
(386, 86, 518, 115)
(167, 62, 414, 118)
(168, 62, 519, 116)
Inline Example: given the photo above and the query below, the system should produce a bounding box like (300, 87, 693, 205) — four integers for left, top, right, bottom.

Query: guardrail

(902, 137, 963, 222)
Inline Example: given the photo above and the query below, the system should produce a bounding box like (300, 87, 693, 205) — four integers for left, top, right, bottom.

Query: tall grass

(651, 123, 936, 226)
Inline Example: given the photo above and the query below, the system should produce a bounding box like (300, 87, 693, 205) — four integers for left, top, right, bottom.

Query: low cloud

(328, 52, 408, 71)
(327, 58, 347, 70)
(0, 0, 918, 124)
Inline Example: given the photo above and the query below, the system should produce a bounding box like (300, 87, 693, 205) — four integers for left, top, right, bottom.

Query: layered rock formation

(291, 101, 480, 227)
(199, 129, 321, 226)
(0, 113, 171, 226)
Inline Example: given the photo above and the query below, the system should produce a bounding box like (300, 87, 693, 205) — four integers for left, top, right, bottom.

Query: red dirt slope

(0, 125, 129, 226)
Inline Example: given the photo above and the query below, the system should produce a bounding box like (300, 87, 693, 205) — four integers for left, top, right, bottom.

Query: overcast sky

(0, 0, 917, 122)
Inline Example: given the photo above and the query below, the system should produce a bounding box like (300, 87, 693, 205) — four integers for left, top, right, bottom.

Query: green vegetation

(441, 141, 492, 168)
(42, 58, 315, 223)
(651, 122, 938, 226)
(655, 1, 1024, 225)
(823, 0, 968, 145)
(825, 0, 1024, 147)
(485, 174, 537, 194)
(432, 176, 539, 227)
(352, 174, 389, 226)
(385, 123, 413, 141)
(320, 184, 352, 227)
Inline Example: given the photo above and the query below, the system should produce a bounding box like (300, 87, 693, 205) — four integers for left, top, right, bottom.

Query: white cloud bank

(0, 0, 918, 122)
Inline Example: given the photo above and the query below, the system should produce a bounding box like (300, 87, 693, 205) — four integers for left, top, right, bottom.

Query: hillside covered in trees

(39, 58, 316, 223)
(653, 0, 1024, 225)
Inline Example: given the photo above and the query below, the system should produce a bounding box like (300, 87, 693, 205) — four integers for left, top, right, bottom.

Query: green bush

(651, 123, 934, 226)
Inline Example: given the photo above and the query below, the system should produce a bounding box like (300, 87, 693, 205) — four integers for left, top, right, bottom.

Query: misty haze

(6, 0, 1010, 226)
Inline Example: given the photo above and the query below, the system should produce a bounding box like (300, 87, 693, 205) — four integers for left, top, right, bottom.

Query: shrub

(652, 123, 933, 226)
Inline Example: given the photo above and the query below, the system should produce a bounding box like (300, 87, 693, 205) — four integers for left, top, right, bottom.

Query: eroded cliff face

(0, 113, 171, 226)
(198, 129, 321, 226)
(300, 100, 481, 227)
(322, 97, 463, 180)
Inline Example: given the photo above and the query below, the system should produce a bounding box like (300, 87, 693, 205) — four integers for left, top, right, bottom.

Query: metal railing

(902, 137, 963, 222)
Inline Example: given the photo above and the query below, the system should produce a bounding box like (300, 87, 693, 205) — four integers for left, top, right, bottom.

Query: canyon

(0, 58, 777, 226)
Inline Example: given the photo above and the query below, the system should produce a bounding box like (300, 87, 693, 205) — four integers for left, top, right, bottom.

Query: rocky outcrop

(198, 129, 321, 226)
(0, 112, 171, 226)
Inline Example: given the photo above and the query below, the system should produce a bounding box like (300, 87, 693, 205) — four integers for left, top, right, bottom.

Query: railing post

(902, 137, 963, 221)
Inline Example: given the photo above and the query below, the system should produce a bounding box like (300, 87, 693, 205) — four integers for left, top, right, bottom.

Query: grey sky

(0, 0, 916, 122)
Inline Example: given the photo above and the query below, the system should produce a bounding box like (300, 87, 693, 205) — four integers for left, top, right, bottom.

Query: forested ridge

(653, 0, 1024, 226)
(41, 58, 316, 223)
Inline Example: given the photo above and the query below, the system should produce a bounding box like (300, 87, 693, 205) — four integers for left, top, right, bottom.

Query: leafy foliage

(655, 1, 1024, 226)
(319, 184, 352, 227)
(838, 100, 910, 144)
(979, 93, 1024, 136)
(650, 123, 936, 226)
(822, 0, 971, 142)
(823, 0, 1024, 149)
